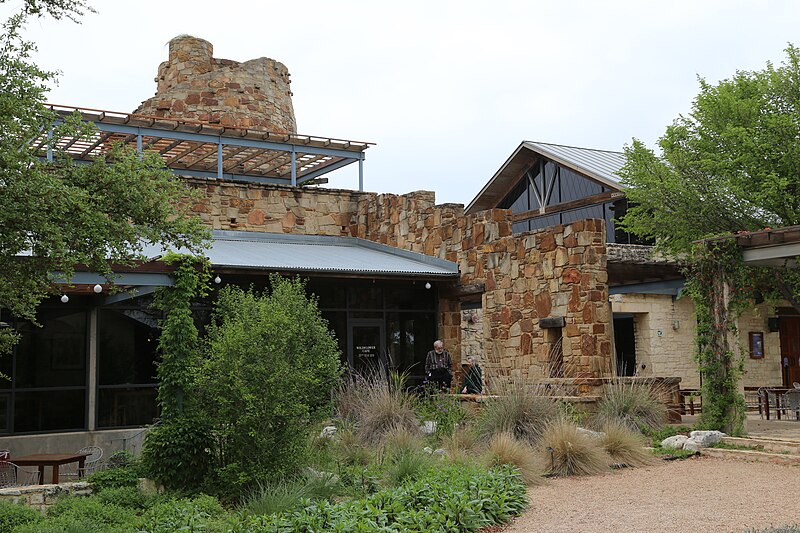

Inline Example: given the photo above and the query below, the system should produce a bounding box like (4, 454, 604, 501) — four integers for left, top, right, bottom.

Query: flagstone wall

(182, 178, 614, 384)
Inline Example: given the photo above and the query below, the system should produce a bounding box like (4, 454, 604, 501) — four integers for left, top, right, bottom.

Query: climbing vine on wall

(150, 252, 210, 419)
(684, 240, 772, 435)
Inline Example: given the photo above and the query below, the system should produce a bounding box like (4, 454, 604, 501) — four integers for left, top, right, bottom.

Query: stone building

(4, 36, 682, 454)
(467, 140, 786, 391)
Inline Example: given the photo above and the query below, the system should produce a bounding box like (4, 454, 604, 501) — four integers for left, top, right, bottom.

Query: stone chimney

(135, 35, 297, 133)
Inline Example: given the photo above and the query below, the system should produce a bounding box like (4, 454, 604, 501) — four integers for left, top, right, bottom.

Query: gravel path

(507, 456, 800, 533)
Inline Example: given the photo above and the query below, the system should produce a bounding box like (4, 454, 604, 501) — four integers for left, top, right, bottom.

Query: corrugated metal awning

(176, 230, 459, 277)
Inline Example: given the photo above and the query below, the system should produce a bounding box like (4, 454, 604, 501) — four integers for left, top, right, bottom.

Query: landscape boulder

(688, 430, 725, 447)
(661, 435, 689, 450)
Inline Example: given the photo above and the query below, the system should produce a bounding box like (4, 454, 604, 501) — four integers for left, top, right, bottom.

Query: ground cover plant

(229, 464, 527, 532)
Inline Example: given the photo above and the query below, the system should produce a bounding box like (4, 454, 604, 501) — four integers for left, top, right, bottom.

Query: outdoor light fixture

(93, 284, 103, 294)
(425, 282, 431, 290)
(214, 275, 222, 284)
(60, 295, 69, 304)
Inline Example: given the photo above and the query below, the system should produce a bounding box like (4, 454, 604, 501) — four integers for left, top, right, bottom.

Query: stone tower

(135, 35, 297, 133)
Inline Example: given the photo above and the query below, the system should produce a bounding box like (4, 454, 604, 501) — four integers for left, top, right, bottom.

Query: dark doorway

(349, 319, 386, 375)
(613, 315, 636, 377)
(779, 315, 800, 387)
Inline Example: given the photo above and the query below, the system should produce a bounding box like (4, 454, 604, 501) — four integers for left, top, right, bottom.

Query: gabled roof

(145, 230, 459, 278)
(466, 141, 626, 214)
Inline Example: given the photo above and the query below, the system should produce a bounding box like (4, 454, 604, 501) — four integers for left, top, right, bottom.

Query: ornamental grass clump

(539, 418, 608, 477)
(341, 369, 419, 445)
(600, 419, 655, 467)
(595, 378, 667, 433)
(476, 380, 559, 443)
(485, 432, 545, 485)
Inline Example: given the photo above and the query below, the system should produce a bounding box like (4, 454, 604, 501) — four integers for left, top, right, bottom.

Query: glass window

(348, 287, 382, 309)
(97, 387, 158, 428)
(98, 309, 160, 385)
(14, 310, 87, 389)
(385, 284, 435, 310)
(14, 389, 85, 433)
(387, 312, 436, 386)
(308, 282, 347, 309)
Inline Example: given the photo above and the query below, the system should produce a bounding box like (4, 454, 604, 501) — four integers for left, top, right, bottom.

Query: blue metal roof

(152, 230, 459, 277)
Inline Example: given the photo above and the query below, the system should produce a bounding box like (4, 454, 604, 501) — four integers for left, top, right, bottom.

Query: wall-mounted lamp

(60, 294, 69, 303)
(214, 275, 222, 284)
(424, 282, 431, 290)
(672, 320, 680, 331)
(93, 284, 103, 294)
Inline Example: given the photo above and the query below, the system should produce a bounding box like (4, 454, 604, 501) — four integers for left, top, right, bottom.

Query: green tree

(200, 277, 342, 493)
(0, 6, 208, 352)
(619, 44, 800, 433)
(619, 44, 800, 252)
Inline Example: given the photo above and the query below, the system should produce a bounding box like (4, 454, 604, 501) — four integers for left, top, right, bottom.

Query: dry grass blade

(594, 378, 668, 433)
(539, 418, 608, 477)
(485, 431, 545, 485)
(600, 419, 655, 467)
(334, 367, 419, 445)
(476, 379, 559, 444)
(381, 423, 424, 459)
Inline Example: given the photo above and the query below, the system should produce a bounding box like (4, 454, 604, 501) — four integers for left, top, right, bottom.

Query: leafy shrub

(95, 486, 167, 511)
(485, 432, 544, 485)
(416, 392, 466, 437)
(141, 413, 213, 491)
(87, 463, 141, 491)
(0, 500, 42, 531)
(476, 382, 559, 443)
(46, 496, 137, 529)
(230, 464, 527, 532)
(600, 419, 654, 467)
(13, 516, 114, 533)
(199, 279, 342, 491)
(539, 418, 608, 477)
(137, 494, 224, 532)
(595, 379, 667, 433)
(645, 424, 692, 447)
(103, 450, 137, 470)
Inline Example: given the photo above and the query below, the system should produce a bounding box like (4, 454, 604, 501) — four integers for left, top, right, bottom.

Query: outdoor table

(10, 453, 89, 484)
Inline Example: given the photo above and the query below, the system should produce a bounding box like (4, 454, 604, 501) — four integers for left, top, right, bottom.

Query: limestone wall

(739, 306, 783, 387)
(0, 482, 92, 514)
(612, 293, 697, 387)
(183, 179, 364, 235)
(612, 294, 783, 389)
(178, 179, 614, 386)
(135, 36, 296, 132)
(359, 191, 613, 384)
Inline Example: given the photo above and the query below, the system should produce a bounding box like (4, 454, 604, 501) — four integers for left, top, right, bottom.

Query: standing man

(425, 340, 453, 391)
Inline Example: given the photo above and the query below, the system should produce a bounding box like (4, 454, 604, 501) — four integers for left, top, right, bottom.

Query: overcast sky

(4, 0, 800, 205)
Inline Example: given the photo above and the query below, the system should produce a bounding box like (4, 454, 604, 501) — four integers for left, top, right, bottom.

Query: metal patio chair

(785, 389, 800, 421)
(62, 445, 104, 478)
(0, 461, 41, 488)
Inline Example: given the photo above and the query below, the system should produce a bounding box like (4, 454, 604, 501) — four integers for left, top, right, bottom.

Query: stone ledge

(701, 447, 800, 465)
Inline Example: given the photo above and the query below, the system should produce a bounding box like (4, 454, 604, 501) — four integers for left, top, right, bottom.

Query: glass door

(349, 319, 386, 375)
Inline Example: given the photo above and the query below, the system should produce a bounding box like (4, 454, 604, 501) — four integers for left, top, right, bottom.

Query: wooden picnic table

(10, 453, 89, 484)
